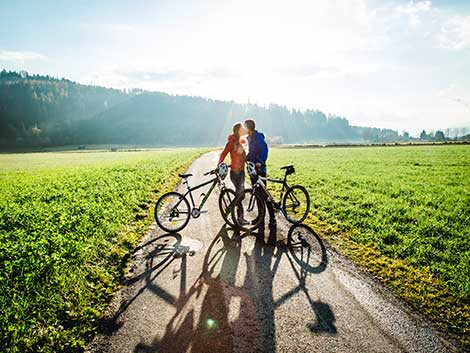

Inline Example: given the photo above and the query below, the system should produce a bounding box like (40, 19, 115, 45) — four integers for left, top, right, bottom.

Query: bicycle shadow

(134, 225, 241, 352)
(97, 232, 185, 335)
(282, 224, 335, 334)
(133, 222, 335, 353)
(286, 224, 328, 274)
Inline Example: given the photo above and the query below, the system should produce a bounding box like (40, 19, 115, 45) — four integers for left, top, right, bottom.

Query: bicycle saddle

(178, 173, 193, 178)
(280, 164, 294, 170)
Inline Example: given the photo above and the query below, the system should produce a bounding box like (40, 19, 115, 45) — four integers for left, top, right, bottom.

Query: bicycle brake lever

(203, 169, 217, 176)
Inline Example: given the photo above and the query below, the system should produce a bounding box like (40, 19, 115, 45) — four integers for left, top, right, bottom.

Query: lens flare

(206, 318, 216, 329)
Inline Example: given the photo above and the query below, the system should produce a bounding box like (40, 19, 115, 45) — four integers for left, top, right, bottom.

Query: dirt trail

(88, 151, 458, 353)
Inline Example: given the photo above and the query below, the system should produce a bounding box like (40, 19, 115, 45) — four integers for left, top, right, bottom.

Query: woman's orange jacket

(218, 134, 246, 172)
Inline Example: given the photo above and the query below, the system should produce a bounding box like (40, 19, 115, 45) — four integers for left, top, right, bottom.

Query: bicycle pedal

(200, 210, 208, 214)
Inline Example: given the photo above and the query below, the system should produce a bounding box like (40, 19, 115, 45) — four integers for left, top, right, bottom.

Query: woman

(218, 122, 246, 214)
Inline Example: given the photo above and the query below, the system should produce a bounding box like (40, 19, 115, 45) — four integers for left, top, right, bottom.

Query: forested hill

(0, 70, 399, 148)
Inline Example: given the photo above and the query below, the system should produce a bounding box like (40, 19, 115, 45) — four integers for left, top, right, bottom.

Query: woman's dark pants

(230, 170, 245, 219)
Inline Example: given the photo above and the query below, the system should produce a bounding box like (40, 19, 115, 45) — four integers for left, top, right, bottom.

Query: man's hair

(244, 119, 256, 131)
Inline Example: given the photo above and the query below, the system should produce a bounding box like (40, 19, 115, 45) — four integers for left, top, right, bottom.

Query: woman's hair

(233, 122, 242, 140)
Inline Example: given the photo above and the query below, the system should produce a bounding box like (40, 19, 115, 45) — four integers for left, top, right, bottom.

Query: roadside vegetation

(268, 145, 470, 347)
(0, 149, 204, 353)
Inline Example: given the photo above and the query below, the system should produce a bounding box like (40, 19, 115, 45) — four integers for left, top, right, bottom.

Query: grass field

(1, 145, 469, 351)
(0, 149, 203, 353)
(268, 145, 470, 345)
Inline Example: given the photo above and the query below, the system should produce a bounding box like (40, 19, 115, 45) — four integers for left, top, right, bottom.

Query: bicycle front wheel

(231, 188, 265, 232)
(154, 191, 191, 233)
(283, 185, 310, 224)
(218, 188, 236, 227)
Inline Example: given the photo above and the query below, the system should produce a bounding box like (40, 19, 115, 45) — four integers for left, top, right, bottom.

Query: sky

(1, 0, 470, 135)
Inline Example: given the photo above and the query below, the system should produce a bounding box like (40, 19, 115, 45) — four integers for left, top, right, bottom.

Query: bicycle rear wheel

(283, 185, 310, 224)
(218, 188, 236, 227)
(231, 188, 265, 232)
(154, 191, 191, 233)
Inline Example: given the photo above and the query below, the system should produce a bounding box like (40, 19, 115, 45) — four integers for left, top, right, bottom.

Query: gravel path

(88, 151, 458, 353)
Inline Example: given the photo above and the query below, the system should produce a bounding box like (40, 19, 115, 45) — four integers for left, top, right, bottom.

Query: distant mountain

(0, 70, 400, 148)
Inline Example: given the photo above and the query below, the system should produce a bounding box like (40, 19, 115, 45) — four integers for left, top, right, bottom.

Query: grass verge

(0, 149, 206, 353)
(304, 215, 469, 350)
(267, 145, 469, 349)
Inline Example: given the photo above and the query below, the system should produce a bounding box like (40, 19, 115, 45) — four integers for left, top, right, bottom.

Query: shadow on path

(108, 222, 335, 353)
(97, 233, 184, 335)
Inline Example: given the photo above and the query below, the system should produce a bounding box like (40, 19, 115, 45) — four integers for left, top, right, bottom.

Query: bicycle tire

(231, 188, 265, 232)
(282, 185, 310, 224)
(218, 188, 236, 227)
(154, 191, 191, 233)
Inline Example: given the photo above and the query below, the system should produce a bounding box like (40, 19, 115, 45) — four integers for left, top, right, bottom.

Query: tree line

(0, 70, 443, 148)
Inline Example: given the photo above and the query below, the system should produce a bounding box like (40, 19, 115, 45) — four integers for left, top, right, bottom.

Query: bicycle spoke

(156, 193, 190, 232)
(233, 189, 264, 230)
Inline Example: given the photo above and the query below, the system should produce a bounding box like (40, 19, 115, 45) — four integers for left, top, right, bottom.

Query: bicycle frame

(176, 174, 225, 212)
(255, 174, 290, 206)
(231, 165, 307, 230)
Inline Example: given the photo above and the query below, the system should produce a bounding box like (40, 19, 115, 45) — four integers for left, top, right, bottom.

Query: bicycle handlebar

(203, 169, 216, 176)
(203, 164, 231, 176)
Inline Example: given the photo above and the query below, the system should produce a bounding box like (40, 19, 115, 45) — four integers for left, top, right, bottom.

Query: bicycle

(231, 162, 310, 231)
(154, 163, 236, 233)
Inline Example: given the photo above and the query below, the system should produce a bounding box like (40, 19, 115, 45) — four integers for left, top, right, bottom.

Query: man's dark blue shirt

(246, 130, 268, 173)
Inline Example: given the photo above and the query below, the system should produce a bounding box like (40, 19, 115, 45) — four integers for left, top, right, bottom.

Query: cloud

(396, 0, 432, 14)
(78, 22, 146, 41)
(112, 68, 237, 85)
(437, 84, 470, 109)
(75, 0, 470, 132)
(81, 67, 239, 92)
(384, 1, 470, 51)
(116, 69, 188, 83)
(278, 65, 341, 78)
(436, 83, 457, 98)
(0, 50, 46, 63)
(454, 97, 470, 109)
(437, 15, 470, 50)
(79, 1, 469, 83)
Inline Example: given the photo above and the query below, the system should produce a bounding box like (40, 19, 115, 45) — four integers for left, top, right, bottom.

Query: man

(244, 119, 276, 229)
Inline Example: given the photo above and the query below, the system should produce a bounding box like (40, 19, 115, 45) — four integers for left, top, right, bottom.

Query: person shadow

(247, 221, 336, 352)
(134, 225, 242, 353)
(130, 222, 336, 353)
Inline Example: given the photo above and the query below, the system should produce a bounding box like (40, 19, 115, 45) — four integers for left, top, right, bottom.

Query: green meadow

(268, 145, 470, 345)
(0, 149, 203, 353)
(1, 145, 469, 351)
